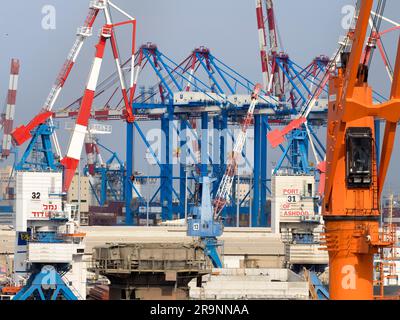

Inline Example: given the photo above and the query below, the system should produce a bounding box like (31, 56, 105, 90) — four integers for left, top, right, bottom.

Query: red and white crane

(255, 0, 282, 96)
(85, 133, 98, 176)
(1, 59, 20, 159)
(213, 84, 262, 218)
(11, 0, 137, 191)
(11, 2, 102, 152)
(256, 0, 269, 91)
(84, 131, 106, 176)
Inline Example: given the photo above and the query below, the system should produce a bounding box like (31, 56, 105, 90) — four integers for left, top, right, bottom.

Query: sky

(1, 0, 400, 195)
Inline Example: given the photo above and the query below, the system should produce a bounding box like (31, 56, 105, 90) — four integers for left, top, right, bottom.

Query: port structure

(91, 242, 211, 300)
(53, 42, 332, 227)
(84, 138, 126, 207)
(58, 1, 400, 230)
(262, 1, 400, 280)
(11, 0, 137, 192)
(264, 1, 393, 184)
(186, 85, 263, 268)
(22, 0, 334, 228)
(12, 0, 395, 232)
(9, 0, 137, 300)
(322, 0, 400, 300)
(257, 0, 330, 178)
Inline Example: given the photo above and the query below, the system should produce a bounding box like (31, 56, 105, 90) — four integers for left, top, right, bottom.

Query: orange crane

(323, 0, 400, 300)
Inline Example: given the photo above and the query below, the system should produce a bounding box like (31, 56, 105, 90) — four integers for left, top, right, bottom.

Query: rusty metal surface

(90, 241, 211, 300)
(91, 241, 212, 275)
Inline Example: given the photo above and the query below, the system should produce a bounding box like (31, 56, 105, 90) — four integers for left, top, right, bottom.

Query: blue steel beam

(201, 112, 209, 177)
(260, 115, 268, 227)
(161, 110, 174, 220)
(208, 55, 235, 94)
(125, 122, 134, 225)
(287, 60, 313, 99)
(180, 119, 187, 219)
(276, 58, 307, 105)
(252, 115, 261, 227)
(212, 115, 221, 193)
(196, 54, 225, 94)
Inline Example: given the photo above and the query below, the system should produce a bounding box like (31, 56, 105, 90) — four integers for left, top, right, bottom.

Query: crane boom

(255, 0, 283, 95)
(256, 0, 270, 90)
(265, 0, 282, 96)
(213, 84, 262, 218)
(61, 14, 136, 191)
(1, 59, 20, 159)
(12, 0, 136, 192)
(11, 2, 103, 148)
(43, 5, 101, 113)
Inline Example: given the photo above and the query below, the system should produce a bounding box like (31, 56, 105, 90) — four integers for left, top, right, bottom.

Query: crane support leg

(14, 266, 78, 301)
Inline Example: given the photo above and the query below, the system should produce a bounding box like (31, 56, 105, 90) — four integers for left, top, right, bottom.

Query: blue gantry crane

(187, 84, 263, 267)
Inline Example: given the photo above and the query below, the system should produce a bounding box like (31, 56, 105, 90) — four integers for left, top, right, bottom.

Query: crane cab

(345, 127, 373, 188)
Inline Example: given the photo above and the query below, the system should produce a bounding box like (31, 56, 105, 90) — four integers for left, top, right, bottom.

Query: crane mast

(323, 0, 400, 300)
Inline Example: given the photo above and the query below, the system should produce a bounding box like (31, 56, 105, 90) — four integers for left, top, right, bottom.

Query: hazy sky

(1, 0, 400, 195)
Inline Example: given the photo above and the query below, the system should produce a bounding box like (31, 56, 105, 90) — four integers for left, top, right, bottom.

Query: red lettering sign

(283, 189, 299, 195)
(283, 210, 310, 216)
(30, 211, 50, 218)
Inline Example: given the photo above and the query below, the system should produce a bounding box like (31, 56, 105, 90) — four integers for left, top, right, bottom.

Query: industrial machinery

(322, 0, 400, 300)
(187, 84, 262, 268)
(10, 0, 137, 300)
(11, 0, 136, 192)
(12, 171, 86, 300)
